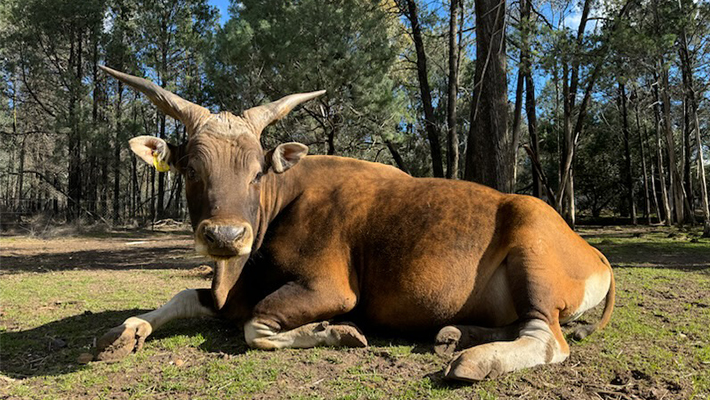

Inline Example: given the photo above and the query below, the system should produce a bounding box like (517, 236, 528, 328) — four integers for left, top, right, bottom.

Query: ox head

(101, 66, 322, 308)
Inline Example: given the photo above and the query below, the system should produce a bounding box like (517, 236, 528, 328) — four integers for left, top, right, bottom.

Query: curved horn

(242, 90, 326, 137)
(100, 65, 210, 134)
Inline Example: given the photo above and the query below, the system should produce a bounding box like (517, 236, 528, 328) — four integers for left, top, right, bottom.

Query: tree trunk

(520, 0, 541, 198)
(16, 137, 26, 213)
(560, 60, 575, 225)
(679, 31, 710, 235)
(446, 0, 460, 179)
(404, 0, 444, 178)
(385, 139, 410, 175)
(693, 104, 710, 236)
(327, 126, 336, 155)
(634, 91, 652, 224)
(511, 69, 524, 191)
(659, 60, 685, 225)
(114, 80, 123, 222)
(652, 77, 672, 225)
(67, 27, 83, 221)
(464, 0, 509, 191)
(682, 98, 694, 219)
(618, 82, 637, 224)
(646, 129, 662, 224)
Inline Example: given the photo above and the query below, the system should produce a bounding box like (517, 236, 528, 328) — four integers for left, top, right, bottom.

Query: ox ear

(270, 143, 308, 173)
(129, 136, 174, 172)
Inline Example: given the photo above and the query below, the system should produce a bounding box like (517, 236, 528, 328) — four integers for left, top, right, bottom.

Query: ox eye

(187, 167, 198, 181)
(251, 172, 264, 184)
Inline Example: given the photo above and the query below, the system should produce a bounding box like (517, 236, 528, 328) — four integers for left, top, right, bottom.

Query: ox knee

(444, 319, 569, 381)
(244, 319, 367, 350)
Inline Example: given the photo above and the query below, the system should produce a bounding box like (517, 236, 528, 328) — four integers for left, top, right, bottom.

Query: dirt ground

(1, 225, 709, 399)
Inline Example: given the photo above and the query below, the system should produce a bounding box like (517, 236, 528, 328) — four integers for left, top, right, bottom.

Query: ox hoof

(444, 351, 502, 382)
(329, 323, 368, 348)
(95, 319, 151, 362)
(434, 326, 462, 358)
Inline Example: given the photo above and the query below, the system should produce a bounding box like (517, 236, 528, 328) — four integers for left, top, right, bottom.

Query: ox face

(100, 66, 319, 262)
(132, 127, 307, 260)
(127, 109, 312, 263)
(181, 131, 264, 259)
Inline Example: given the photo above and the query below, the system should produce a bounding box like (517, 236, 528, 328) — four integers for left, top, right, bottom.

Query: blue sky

(208, 0, 231, 25)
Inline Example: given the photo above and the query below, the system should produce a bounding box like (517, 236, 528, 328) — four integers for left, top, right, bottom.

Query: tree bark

(679, 30, 710, 235)
(404, 0, 444, 177)
(652, 76, 672, 225)
(510, 68, 524, 191)
(659, 60, 685, 225)
(157, 50, 168, 219)
(67, 27, 83, 221)
(464, 0, 509, 191)
(618, 82, 637, 224)
(634, 91, 652, 224)
(520, 0, 541, 198)
(446, 0, 461, 179)
(114, 80, 123, 223)
(385, 139, 411, 175)
(645, 128, 662, 224)
(16, 137, 26, 212)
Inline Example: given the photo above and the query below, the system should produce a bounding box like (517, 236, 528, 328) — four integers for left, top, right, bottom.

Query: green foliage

(208, 0, 405, 157)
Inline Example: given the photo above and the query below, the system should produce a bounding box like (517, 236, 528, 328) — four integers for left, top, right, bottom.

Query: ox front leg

(444, 318, 569, 381)
(95, 289, 215, 361)
(244, 281, 367, 350)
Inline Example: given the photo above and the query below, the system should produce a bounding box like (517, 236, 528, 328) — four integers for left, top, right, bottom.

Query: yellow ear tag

(152, 153, 171, 172)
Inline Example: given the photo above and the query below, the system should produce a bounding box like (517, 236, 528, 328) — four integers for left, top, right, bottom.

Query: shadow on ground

(595, 241, 710, 271)
(0, 310, 247, 379)
(1, 245, 208, 273)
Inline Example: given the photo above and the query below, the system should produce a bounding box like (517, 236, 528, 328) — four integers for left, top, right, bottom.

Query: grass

(1, 226, 709, 399)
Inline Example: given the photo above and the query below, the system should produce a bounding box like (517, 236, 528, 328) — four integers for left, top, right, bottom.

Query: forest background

(1, 0, 708, 233)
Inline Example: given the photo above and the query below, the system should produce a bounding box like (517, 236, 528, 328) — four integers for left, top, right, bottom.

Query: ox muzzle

(196, 219, 254, 258)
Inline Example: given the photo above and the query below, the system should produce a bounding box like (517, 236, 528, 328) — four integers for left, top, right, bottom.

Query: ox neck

(254, 165, 307, 249)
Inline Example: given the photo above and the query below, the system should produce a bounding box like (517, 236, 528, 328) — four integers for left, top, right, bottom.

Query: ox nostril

(223, 226, 246, 243)
(203, 227, 217, 244)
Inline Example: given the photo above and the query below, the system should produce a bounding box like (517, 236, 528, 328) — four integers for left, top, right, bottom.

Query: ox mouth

(194, 236, 252, 260)
(208, 246, 252, 260)
(208, 252, 239, 261)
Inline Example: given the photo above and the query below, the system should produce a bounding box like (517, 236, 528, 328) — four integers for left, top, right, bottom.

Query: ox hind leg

(442, 317, 570, 381)
(95, 289, 215, 361)
(441, 250, 573, 381)
(434, 323, 521, 357)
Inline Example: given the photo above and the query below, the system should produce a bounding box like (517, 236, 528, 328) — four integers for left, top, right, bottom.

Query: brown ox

(96, 66, 615, 381)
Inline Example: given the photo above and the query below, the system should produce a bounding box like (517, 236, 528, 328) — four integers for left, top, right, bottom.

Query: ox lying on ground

(95, 66, 615, 381)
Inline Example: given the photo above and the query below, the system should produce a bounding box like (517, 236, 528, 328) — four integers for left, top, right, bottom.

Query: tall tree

(464, 0, 510, 191)
(446, 0, 462, 179)
(401, 0, 445, 177)
(520, 0, 541, 197)
(618, 81, 637, 224)
(677, 2, 710, 235)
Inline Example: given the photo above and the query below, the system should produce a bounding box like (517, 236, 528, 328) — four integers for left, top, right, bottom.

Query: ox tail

(573, 250, 615, 341)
